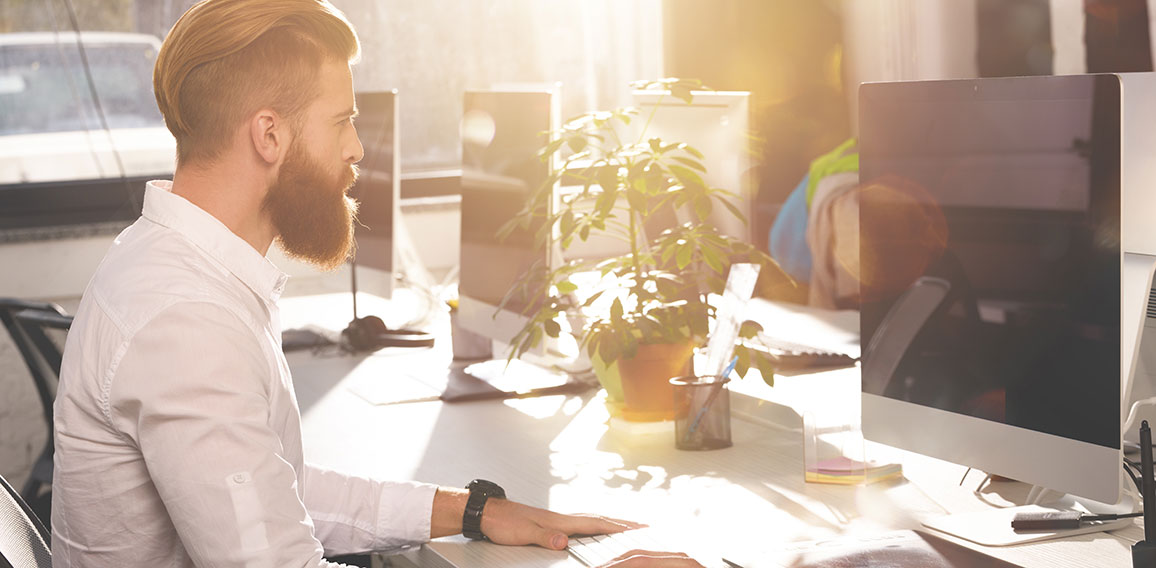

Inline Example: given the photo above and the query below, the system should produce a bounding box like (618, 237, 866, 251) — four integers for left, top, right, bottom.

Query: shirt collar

(141, 180, 289, 303)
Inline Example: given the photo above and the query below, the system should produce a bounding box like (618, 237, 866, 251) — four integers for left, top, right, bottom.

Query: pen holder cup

(671, 375, 732, 451)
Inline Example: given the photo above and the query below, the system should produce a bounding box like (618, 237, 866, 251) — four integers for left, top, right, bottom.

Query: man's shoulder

(86, 220, 255, 336)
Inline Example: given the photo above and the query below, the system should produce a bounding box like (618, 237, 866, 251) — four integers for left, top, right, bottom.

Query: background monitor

(457, 89, 560, 351)
(859, 75, 1122, 505)
(630, 90, 752, 244)
(349, 90, 399, 300)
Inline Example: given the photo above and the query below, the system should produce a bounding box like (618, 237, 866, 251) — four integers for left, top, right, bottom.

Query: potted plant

(499, 78, 787, 421)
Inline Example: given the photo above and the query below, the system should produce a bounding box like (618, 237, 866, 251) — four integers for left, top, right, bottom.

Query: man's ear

(249, 109, 287, 165)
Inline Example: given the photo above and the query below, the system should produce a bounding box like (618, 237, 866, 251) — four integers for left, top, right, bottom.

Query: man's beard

(263, 142, 359, 271)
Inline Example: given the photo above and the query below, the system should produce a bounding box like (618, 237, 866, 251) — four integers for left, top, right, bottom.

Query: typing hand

(480, 498, 645, 550)
(597, 550, 706, 567)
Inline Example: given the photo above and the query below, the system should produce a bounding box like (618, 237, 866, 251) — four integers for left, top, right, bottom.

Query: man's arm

(302, 464, 436, 555)
(429, 487, 642, 550)
(110, 302, 345, 567)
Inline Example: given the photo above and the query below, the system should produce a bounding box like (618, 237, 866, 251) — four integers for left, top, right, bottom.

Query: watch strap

(463, 479, 505, 540)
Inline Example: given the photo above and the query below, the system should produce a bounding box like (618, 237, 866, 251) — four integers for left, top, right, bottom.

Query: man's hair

(153, 0, 360, 165)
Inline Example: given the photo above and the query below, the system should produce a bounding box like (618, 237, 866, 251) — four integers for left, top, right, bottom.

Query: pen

(1142, 420, 1153, 544)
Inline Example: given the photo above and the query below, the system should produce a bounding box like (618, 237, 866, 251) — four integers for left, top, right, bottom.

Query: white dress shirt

(52, 180, 437, 567)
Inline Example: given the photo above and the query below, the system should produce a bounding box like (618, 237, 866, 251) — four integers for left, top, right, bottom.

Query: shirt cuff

(375, 481, 438, 553)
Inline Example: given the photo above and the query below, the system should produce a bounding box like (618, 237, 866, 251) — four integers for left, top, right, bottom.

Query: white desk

(284, 293, 1139, 567)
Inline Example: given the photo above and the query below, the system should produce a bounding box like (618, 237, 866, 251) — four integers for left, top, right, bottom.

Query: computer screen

(859, 75, 1122, 504)
(349, 90, 399, 299)
(457, 89, 559, 346)
(630, 91, 752, 244)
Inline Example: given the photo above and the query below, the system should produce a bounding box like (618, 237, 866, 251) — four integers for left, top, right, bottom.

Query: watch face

(467, 479, 505, 498)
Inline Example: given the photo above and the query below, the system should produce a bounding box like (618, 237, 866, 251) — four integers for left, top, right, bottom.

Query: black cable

(1127, 465, 1144, 494)
(42, 2, 107, 177)
(1084, 511, 1143, 522)
(1127, 457, 1148, 494)
(58, 0, 141, 213)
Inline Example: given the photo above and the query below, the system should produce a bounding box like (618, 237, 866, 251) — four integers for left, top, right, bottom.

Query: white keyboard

(568, 529, 730, 568)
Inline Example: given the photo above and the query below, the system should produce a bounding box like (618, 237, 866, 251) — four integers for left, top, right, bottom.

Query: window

(337, 0, 663, 172)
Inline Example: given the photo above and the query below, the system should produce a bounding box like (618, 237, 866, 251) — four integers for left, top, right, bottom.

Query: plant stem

(635, 91, 664, 146)
(625, 165, 646, 317)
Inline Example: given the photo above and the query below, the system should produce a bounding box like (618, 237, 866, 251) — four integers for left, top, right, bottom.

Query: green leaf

(567, 135, 588, 153)
(693, 194, 712, 222)
(654, 274, 682, 297)
(596, 165, 619, 194)
(755, 354, 776, 387)
(626, 187, 648, 212)
(544, 318, 561, 338)
(539, 138, 566, 161)
(580, 290, 605, 308)
(676, 241, 693, 269)
(738, 320, 763, 339)
(669, 165, 706, 190)
(700, 245, 725, 275)
(672, 156, 706, 172)
(734, 344, 751, 379)
(598, 331, 622, 363)
(610, 297, 624, 321)
(560, 209, 575, 238)
(556, 280, 578, 294)
(718, 197, 748, 225)
(670, 83, 694, 104)
(596, 190, 617, 218)
(683, 145, 705, 160)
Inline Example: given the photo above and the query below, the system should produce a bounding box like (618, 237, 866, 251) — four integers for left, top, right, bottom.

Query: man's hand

(480, 497, 644, 550)
(596, 550, 706, 567)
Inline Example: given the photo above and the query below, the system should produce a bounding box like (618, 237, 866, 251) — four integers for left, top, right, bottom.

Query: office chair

(0, 300, 71, 526)
(0, 471, 52, 567)
(861, 276, 952, 395)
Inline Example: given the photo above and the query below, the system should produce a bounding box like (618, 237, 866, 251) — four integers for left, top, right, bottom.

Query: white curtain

(840, 0, 979, 133)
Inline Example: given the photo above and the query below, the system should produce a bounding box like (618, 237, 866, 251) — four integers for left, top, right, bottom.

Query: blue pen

(683, 355, 739, 443)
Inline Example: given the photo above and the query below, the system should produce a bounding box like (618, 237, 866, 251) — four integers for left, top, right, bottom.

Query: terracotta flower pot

(613, 340, 696, 422)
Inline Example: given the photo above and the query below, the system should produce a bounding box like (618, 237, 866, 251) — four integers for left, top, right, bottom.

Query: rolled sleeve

(302, 464, 436, 555)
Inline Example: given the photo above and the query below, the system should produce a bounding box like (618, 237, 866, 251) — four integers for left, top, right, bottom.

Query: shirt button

(233, 473, 247, 484)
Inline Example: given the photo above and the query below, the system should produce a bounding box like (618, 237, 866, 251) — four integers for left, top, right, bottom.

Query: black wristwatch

(462, 479, 506, 541)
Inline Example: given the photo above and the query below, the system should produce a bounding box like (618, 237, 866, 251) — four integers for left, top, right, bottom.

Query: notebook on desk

(742, 298, 860, 373)
(569, 529, 1020, 568)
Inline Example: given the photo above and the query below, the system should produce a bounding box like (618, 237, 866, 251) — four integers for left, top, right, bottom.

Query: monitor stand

(922, 505, 1133, 547)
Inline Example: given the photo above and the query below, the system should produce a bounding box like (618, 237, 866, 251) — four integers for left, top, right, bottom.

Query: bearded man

(50, 1, 709, 566)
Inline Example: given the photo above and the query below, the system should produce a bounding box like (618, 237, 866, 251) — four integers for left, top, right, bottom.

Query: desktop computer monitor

(858, 75, 1125, 506)
(457, 89, 561, 353)
(629, 91, 752, 244)
(349, 90, 399, 300)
